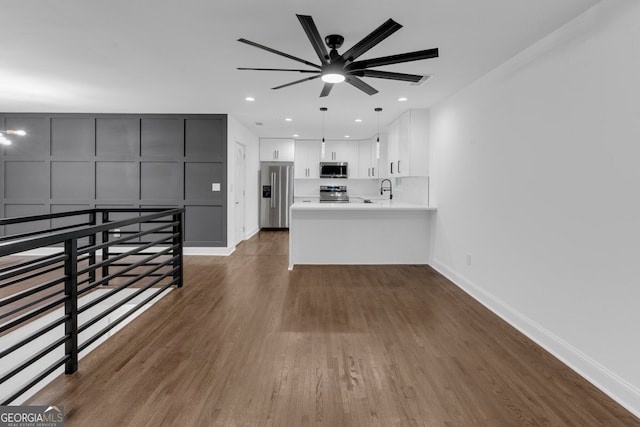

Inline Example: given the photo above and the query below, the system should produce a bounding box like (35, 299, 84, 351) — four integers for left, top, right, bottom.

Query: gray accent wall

(0, 113, 227, 247)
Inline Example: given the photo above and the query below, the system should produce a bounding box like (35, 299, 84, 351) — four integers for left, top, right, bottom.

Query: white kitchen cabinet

(358, 139, 380, 179)
(294, 140, 320, 179)
(320, 140, 342, 161)
(320, 140, 358, 177)
(387, 119, 399, 177)
(260, 138, 295, 162)
(320, 140, 354, 162)
(386, 109, 429, 177)
(377, 133, 389, 179)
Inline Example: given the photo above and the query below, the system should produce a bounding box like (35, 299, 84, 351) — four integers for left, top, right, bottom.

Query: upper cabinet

(321, 140, 354, 163)
(321, 140, 358, 177)
(294, 140, 321, 179)
(291, 137, 387, 180)
(358, 139, 381, 179)
(386, 109, 429, 177)
(260, 138, 295, 162)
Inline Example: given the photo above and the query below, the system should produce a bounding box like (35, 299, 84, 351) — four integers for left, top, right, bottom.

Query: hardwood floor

(26, 231, 639, 426)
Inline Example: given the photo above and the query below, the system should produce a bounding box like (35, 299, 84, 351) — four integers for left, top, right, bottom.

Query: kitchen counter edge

(290, 202, 437, 211)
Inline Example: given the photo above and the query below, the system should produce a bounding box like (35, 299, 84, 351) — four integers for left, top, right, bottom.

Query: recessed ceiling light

(293, 134, 299, 137)
(398, 97, 408, 102)
(285, 118, 293, 122)
(355, 119, 362, 123)
(245, 96, 255, 102)
(344, 135, 350, 138)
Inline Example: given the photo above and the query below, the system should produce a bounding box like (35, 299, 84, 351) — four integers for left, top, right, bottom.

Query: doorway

(234, 141, 246, 245)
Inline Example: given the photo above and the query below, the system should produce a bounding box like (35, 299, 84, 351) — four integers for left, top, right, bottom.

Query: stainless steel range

(319, 185, 349, 203)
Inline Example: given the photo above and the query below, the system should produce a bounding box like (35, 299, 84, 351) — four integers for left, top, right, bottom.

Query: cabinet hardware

(398, 160, 401, 174)
(270, 172, 276, 208)
(372, 167, 375, 177)
(390, 162, 394, 174)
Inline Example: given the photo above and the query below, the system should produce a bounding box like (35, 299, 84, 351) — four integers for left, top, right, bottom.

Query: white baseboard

(430, 258, 640, 418)
(183, 247, 234, 256)
(14, 247, 64, 256)
(244, 227, 259, 240)
(13, 246, 235, 257)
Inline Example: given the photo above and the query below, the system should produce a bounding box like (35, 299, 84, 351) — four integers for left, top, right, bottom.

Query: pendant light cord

(320, 107, 327, 143)
(375, 107, 382, 142)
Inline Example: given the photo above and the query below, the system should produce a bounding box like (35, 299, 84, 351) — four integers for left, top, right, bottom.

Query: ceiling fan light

(321, 73, 345, 84)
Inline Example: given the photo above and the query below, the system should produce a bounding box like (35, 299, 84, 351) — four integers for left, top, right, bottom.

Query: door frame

(234, 141, 246, 245)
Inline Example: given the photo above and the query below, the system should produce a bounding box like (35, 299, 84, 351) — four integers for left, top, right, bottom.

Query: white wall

(429, 0, 640, 416)
(227, 115, 260, 248)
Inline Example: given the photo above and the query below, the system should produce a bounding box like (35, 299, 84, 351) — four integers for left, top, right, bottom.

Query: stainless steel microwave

(319, 162, 348, 178)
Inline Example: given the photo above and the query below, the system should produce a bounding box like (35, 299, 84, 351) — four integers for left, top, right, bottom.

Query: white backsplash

(295, 176, 431, 205)
(390, 176, 431, 205)
(295, 179, 380, 198)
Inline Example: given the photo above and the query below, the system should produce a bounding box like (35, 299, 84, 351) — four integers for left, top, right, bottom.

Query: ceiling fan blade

(238, 67, 320, 73)
(297, 15, 329, 65)
(347, 48, 439, 71)
(346, 76, 378, 96)
(351, 69, 424, 83)
(320, 83, 333, 97)
(272, 74, 321, 90)
(341, 19, 403, 62)
(237, 38, 321, 69)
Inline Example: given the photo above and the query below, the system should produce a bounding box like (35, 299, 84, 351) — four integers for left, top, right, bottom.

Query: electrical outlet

(466, 253, 472, 266)
(212, 183, 221, 192)
(113, 228, 121, 238)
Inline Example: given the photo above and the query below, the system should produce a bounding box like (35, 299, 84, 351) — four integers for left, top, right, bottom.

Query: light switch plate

(212, 183, 221, 192)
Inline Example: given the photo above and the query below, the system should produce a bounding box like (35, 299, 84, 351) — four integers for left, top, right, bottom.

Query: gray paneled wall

(0, 114, 227, 247)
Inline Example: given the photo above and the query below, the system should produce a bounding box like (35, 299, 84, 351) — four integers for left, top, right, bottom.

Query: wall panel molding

(0, 113, 227, 247)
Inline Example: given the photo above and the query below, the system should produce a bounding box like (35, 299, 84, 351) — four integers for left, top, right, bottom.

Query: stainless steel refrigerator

(260, 162, 294, 228)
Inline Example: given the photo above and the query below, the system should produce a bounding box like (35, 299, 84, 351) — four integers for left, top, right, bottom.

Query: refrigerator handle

(270, 172, 276, 208)
(285, 167, 290, 225)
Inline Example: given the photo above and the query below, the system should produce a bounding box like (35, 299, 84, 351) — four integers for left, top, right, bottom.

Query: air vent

(255, 122, 264, 126)
(408, 75, 433, 87)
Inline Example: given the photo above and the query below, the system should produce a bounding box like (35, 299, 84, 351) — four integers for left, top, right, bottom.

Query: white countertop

(290, 201, 437, 211)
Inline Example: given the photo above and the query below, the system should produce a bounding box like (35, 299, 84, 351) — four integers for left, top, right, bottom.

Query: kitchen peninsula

(288, 201, 437, 269)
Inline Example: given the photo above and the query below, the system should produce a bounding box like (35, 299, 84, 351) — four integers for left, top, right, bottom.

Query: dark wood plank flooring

(26, 231, 639, 426)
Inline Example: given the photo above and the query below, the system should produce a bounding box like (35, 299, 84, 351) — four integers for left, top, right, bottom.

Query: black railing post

(88, 211, 97, 283)
(172, 212, 184, 288)
(64, 238, 78, 374)
(101, 210, 110, 286)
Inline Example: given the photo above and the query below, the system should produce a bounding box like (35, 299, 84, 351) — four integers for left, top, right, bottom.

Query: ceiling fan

(237, 14, 439, 97)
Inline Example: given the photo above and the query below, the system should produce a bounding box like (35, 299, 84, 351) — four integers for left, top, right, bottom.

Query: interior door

(234, 142, 245, 244)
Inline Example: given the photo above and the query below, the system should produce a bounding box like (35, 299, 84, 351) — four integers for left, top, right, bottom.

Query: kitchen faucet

(380, 179, 393, 200)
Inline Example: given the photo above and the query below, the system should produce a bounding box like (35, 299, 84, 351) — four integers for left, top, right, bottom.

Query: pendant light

(375, 107, 382, 159)
(320, 107, 327, 158)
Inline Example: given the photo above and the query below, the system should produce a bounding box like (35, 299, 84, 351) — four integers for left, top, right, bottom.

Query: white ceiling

(0, 0, 599, 140)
